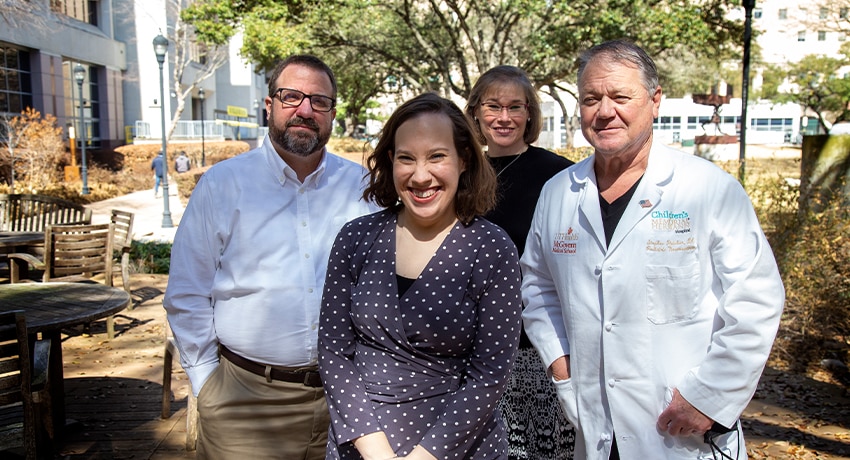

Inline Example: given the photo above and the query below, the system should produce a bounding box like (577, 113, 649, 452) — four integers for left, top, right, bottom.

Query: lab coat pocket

(552, 377, 581, 429)
(645, 263, 700, 324)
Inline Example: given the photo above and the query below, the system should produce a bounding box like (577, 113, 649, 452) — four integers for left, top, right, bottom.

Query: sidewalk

(86, 176, 184, 243)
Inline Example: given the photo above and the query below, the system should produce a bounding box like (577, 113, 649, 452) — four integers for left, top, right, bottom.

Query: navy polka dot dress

(318, 210, 522, 459)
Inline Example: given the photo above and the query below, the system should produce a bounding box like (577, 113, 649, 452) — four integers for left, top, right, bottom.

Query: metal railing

(133, 120, 227, 140)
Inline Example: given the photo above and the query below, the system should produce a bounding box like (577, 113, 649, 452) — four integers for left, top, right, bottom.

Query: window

(841, 33, 848, 42)
(64, 62, 100, 148)
(778, 8, 788, 19)
(819, 31, 827, 41)
(687, 116, 711, 130)
(0, 46, 33, 116)
(653, 116, 681, 130)
(798, 31, 806, 42)
(820, 7, 829, 19)
(51, 0, 98, 26)
(841, 7, 849, 19)
(754, 8, 762, 19)
(751, 118, 792, 132)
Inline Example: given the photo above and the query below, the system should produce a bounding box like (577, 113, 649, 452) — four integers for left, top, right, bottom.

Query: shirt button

(311, 324, 317, 330)
(308, 288, 314, 294)
(304, 253, 310, 259)
(301, 221, 307, 227)
(605, 322, 613, 332)
(608, 379, 616, 388)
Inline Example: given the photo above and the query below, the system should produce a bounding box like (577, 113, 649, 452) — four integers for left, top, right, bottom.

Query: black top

(600, 176, 643, 247)
(485, 145, 575, 257)
(485, 145, 574, 348)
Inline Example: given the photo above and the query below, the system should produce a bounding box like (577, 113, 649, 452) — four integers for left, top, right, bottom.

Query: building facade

(0, 0, 266, 166)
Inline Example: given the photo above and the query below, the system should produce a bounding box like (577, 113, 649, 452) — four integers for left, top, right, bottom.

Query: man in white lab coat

(521, 39, 785, 459)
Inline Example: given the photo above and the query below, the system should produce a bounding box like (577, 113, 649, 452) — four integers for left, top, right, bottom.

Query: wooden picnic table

(0, 282, 131, 438)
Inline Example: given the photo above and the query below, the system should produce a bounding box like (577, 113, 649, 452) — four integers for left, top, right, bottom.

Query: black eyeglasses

(272, 88, 336, 112)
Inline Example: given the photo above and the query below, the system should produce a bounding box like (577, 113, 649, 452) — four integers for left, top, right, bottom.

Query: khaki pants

(196, 358, 329, 460)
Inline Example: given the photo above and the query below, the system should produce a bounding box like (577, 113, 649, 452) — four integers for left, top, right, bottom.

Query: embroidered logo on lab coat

(650, 210, 691, 234)
(552, 227, 578, 254)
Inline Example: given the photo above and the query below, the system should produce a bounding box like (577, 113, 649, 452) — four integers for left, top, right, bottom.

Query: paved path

(86, 176, 184, 243)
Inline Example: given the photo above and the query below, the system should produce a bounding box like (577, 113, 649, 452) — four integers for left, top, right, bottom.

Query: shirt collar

(262, 135, 329, 187)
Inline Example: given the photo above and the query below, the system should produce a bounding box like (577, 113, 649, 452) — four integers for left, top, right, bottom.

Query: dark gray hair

(577, 39, 659, 96)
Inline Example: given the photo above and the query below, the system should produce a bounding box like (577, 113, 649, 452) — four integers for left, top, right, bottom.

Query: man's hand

(656, 388, 713, 437)
(548, 355, 571, 381)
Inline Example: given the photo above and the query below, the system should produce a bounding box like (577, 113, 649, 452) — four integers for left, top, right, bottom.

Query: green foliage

(130, 240, 172, 274)
(762, 53, 850, 132)
(183, 0, 744, 126)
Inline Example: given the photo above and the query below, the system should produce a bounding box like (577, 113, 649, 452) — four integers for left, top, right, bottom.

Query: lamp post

(739, 0, 756, 184)
(73, 64, 89, 195)
(199, 88, 206, 167)
(153, 33, 173, 228)
(253, 99, 260, 136)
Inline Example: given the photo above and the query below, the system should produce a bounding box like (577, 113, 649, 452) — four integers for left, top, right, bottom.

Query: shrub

(767, 186, 850, 375)
(553, 146, 594, 163)
(129, 240, 172, 274)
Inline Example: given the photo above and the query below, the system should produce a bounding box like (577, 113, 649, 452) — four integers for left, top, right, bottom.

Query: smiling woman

(318, 92, 522, 460)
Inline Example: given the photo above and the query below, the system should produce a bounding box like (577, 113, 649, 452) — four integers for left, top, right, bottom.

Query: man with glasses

(164, 55, 378, 459)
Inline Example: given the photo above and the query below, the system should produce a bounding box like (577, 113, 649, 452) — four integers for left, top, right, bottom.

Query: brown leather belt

(219, 345, 323, 388)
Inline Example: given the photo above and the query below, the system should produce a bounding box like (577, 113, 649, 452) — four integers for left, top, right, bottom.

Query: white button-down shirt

(164, 136, 378, 395)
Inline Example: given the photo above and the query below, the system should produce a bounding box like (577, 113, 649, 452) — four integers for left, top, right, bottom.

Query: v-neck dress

(319, 210, 523, 459)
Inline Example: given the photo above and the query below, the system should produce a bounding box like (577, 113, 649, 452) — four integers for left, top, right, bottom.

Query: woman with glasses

(465, 66, 576, 460)
(319, 92, 522, 459)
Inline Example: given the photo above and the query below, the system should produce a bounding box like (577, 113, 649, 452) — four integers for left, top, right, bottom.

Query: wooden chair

(109, 209, 135, 298)
(162, 321, 198, 451)
(0, 194, 91, 232)
(0, 311, 52, 460)
(7, 224, 122, 339)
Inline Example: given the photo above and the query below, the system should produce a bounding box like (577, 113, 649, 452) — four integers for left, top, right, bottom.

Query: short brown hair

(465, 65, 542, 145)
(364, 92, 496, 225)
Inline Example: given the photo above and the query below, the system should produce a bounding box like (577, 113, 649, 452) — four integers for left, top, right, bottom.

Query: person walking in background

(521, 39, 785, 459)
(319, 92, 522, 460)
(465, 65, 576, 460)
(163, 55, 378, 460)
(151, 153, 164, 197)
(175, 151, 191, 173)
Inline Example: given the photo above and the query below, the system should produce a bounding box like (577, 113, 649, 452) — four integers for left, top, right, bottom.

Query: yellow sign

(227, 105, 248, 118)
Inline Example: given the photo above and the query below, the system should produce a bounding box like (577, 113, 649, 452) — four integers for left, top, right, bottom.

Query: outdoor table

(0, 282, 131, 438)
(0, 231, 44, 249)
(0, 231, 45, 281)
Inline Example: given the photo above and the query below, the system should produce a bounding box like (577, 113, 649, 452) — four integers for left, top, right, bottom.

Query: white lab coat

(521, 142, 784, 459)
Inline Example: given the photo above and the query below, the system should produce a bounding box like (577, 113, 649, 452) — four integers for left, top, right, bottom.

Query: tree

(162, 0, 229, 140)
(0, 108, 64, 192)
(761, 49, 850, 133)
(184, 0, 746, 140)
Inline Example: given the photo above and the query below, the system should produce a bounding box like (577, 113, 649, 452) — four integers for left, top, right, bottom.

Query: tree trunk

(800, 134, 850, 214)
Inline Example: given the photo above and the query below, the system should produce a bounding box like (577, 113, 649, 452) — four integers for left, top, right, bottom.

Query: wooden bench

(0, 194, 91, 232)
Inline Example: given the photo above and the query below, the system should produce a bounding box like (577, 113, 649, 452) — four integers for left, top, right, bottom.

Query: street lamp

(739, 0, 756, 184)
(199, 88, 205, 167)
(73, 64, 89, 195)
(153, 33, 173, 228)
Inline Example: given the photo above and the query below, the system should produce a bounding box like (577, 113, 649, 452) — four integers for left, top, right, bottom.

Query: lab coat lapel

(573, 159, 608, 253)
(606, 145, 674, 254)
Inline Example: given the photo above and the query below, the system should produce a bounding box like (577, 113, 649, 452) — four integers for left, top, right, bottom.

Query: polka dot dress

(318, 210, 522, 459)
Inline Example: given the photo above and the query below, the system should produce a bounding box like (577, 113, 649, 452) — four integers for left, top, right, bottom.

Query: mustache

(286, 116, 320, 131)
